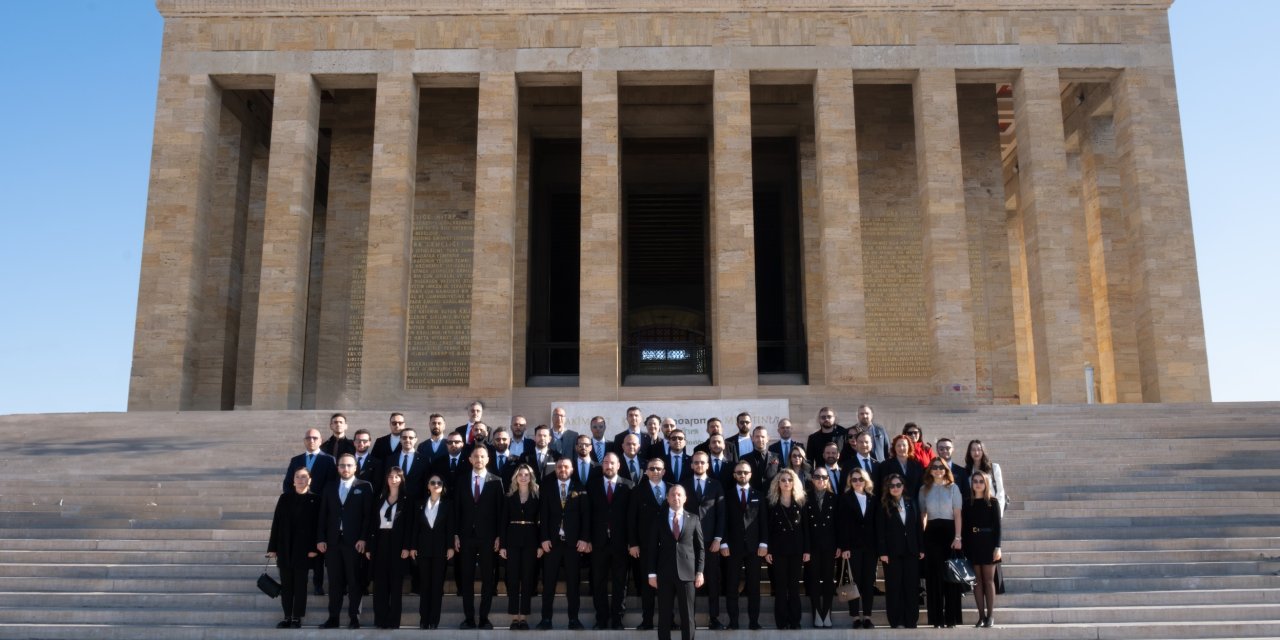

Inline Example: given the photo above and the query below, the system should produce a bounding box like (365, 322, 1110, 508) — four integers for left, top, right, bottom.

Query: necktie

(560, 482, 568, 505)
(630, 459, 639, 478)
(305, 453, 314, 471)
(538, 452, 544, 469)
(356, 455, 364, 472)
(450, 457, 457, 472)
(696, 479, 704, 499)
(401, 453, 409, 474)
(606, 481, 614, 503)
(672, 457, 680, 480)
(473, 475, 481, 503)
(580, 461, 588, 481)
(863, 458, 871, 474)
(339, 482, 349, 504)
(672, 512, 681, 539)
(783, 441, 789, 460)
(595, 442, 603, 461)
(740, 488, 747, 512)
(655, 485, 663, 502)
(468, 427, 475, 444)
(498, 454, 505, 468)
(713, 459, 720, 475)
(831, 467, 839, 488)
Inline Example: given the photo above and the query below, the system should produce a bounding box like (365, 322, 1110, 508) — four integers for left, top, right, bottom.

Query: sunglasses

(888, 483, 904, 488)
(851, 478, 865, 483)
(428, 480, 442, 486)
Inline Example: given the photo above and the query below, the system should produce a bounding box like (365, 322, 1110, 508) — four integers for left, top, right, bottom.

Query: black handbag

(257, 557, 281, 599)
(944, 553, 976, 592)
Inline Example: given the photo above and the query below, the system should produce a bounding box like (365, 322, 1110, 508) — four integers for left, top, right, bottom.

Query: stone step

(1002, 506, 1280, 519)
(1004, 560, 1272, 579)
(1014, 574, 1280, 593)
(0, 529, 265, 541)
(1003, 537, 1280, 552)
(0, 538, 254, 552)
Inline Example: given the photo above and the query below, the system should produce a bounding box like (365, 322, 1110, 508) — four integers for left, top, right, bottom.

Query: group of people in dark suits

(268, 403, 1006, 633)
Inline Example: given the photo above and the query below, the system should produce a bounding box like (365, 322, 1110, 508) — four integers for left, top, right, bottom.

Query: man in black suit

(453, 400, 485, 446)
(618, 433, 647, 484)
(722, 460, 769, 630)
(453, 445, 504, 629)
(488, 426, 520, 487)
(724, 412, 755, 461)
(935, 438, 970, 500)
(703, 435, 734, 488)
(739, 427, 781, 492)
(588, 453, 634, 630)
(693, 417, 730, 460)
(845, 431, 880, 483)
(523, 424, 561, 482)
(537, 459, 590, 630)
(388, 428, 429, 502)
(646, 485, 704, 640)
(586, 416, 617, 464)
(817, 441, 849, 493)
(416, 413, 449, 461)
(613, 406, 651, 451)
(682, 451, 726, 629)
(284, 429, 337, 495)
(663, 429, 693, 486)
(351, 429, 381, 491)
(628, 456, 671, 630)
(806, 407, 848, 463)
(570, 434, 600, 486)
(316, 453, 375, 629)
(321, 413, 356, 459)
(645, 417, 678, 460)
(430, 433, 468, 487)
(371, 412, 407, 462)
(768, 418, 800, 467)
(284, 428, 337, 595)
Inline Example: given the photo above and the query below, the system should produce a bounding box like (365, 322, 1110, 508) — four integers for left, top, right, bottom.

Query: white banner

(549, 399, 790, 448)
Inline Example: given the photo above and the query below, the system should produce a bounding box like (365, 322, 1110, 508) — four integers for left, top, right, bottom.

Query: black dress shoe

(864, 619, 875, 629)
(748, 622, 762, 630)
(277, 620, 292, 629)
(636, 621, 654, 630)
(708, 619, 725, 630)
(728, 622, 740, 630)
(319, 618, 339, 629)
(536, 619, 553, 630)
(460, 619, 476, 630)
(348, 619, 361, 629)
(983, 615, 994, 628)
(314, 585, 326, 596)
(568, 619, 584, 630)
(592, 621, 607, 630)
(610, 617, 624, 630)
(479, 620, 494, 630)
(291, 619, 302, 628)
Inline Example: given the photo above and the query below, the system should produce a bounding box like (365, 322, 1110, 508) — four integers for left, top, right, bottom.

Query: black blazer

(321, 435, 356, 459)
(410, 497, 455, 559)
(805, 427, 848, 462)
(568, 457, 600, 487)
(430, 454, 469, 488)
(613, 429, 653, 451)
(283, 452, 336, 495)
(371, 433, 402, 462)
(845, 455, 880, 487)
(948, 462, 971, 501)
(704, 456, 734, 488)
(768, 440, 804, 464)
(723, 484, 769, 554)
(587, 475, 633, 550)
(366, 496, 412, 559)
(876, 497, 923, 558)
(680, 475, 725, 544)
(267, 490, 320, 569)
(617, 455, 648, 483)
(806, 489, 838, 553)
(878, 457, 925, 499)
(502, 492, 542, 549)
(488, 450, 521, 487)
(521, 448, 561, 483)
(766, 501, 808, 556)
(352, 452, 381, 491)
(663, 451, 694, 486)
(627, 480, 670, 550)
(540, 478, 590, 544)
(739, 449, 782, 492)
(453, 471, 505, 545)
(317, 479, 376, 549)
(417, 437, 449, 461)
(694, 442, 739, 464)
(385, 451, 431, 502)
(646, 511, 704, 582)
(723, 433, 753, 461)
(587, 439, 619, 465)
(836, 491, 877, 553)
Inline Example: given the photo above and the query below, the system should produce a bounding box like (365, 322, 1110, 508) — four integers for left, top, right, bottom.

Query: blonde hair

(506, 464, 541, 498)
(968, 470, 994, 505)
(846, 467, 874, 494)
(767, 468, 807, 506)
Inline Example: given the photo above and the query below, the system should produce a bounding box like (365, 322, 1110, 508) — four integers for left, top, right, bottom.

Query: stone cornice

(156, 0, 1173, 18)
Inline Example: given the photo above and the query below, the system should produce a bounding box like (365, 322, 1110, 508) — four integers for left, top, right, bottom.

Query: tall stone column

(811, 68, 867, 386)
(358, 74, 419, 405)
(251, 73, 321, 409)
(1012, 67, 1086, 404)
(710, 70, 758, 392)
(913, 68, 978, 398)
(579, 71, 621, 395)
(468, 72, 518, 395)
(1111, 67, 1211, 402)
(129, 74, 222, 411)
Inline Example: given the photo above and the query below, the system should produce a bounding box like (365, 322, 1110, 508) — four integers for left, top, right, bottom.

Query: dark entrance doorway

(753, 137, 808, 382)
(622, 138, 710, 385)
(526, 139, 581, 384)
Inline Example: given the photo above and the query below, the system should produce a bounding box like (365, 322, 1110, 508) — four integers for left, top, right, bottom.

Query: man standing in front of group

(647, 485, 704, 640)
(589, 453, 634, 629)
(538, 459, 590, 630)
(316, 454, 374, 629)
(454, 445, 503, 629)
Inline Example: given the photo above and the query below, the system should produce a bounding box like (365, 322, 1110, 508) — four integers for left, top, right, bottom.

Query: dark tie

(498, 454, 505, 468)
(655, 485, 663, 502)
(740, 488, 747, 512)
(713, 459, 720, 475)
(606, 481, 614, 503)
(305, 453, 314, 470)
(630, 459, 639, 478)
(672, 512, 681, 539)
(450, 457, 457, 472)
(672, 457, 680, 480)
(401, 454, 409, 474)
(696, 480, 704, 500)
(831, 468, 839, 488)
(783, 441, 789, 460)
(356, 455, 364, 472)
(473, 475, 481, 502)
(580, 462, 588, 480)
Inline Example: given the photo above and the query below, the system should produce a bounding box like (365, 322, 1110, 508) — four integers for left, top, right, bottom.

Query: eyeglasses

(888, 483, 904, 488)
(813, 475, 829, 480)
(428, 480, 442, 486)
(647, 467, 664, 472)
(447, 440, 463, 445)
(391, 421, 405, 425)
(850, 478, 866, 483)
(733, 471, 751, 476)
(930, 467, 945, 471)
(304, 436, 320, 440)
(778, 478, 793, 483)
(670, 436, 685, 441)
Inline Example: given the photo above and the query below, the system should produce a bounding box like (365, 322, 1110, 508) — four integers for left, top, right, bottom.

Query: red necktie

(672, 512, 681, 539)
(473, 475, 481, 503)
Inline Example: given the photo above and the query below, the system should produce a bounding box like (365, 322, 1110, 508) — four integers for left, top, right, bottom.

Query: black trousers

(923, 522, 964, 626)
(846, 549, 877, 617)
(457, 541, 496, 622)
(629, 553, 656, 623)
(541, 540, 582, 621)
(805, 545, 836, 618)
(310, 553, 325, 589)
(369, 539, 403, 628)
(724, 549, 762, 626)
(324, 543, 364, 622)
(278, 564, 309, 620)
(506, 545, 538, 615)
(701, 548, 723, 619)
(591, 542, 630, 623)
(657, 577, 696, 640)
(882, 552, 920, 628)
(770, 553, 803, 629)
(416, 553, 449, 627)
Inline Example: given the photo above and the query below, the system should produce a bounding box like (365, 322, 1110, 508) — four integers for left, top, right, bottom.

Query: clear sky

(0, 1, 1275, 414)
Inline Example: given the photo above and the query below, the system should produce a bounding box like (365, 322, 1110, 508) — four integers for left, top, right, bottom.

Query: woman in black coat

(366, 465, 410, 629)
(765, 469, 810, 630)
(498, 464, 542, 629)
(962, 471, 1003, 628)
(876, 473, 923, 629)
(878, 435, 925, 498)
(267, 467, 321, 628)
(410, 474, 455, 629)
(804, 468, 838, 628)
(836, 466, 877, 629)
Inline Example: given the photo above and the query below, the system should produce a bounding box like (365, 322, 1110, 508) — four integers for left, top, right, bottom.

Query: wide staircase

(0, 403, 1277, 639)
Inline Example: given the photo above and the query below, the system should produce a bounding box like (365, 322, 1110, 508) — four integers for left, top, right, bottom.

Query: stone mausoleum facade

(130, 0, 1210, 413)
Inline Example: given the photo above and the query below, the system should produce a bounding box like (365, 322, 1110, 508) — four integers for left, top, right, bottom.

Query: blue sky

(0, 1, 1274, 413)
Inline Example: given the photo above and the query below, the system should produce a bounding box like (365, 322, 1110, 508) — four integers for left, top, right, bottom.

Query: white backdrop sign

(549, 399, 790, 448)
